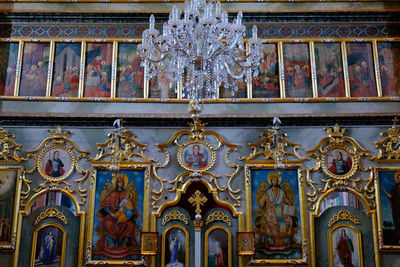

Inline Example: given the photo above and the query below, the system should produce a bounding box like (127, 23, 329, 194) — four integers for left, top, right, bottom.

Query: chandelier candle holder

(138, 0, 262, 100)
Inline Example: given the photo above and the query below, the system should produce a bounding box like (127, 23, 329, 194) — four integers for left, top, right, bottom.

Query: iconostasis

(0, 113, 399, 266)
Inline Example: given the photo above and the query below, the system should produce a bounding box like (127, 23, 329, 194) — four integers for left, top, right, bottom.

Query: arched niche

(152, 180, 243, 267)
(309, 188, 378, 267)
(13, 189, 85, 267)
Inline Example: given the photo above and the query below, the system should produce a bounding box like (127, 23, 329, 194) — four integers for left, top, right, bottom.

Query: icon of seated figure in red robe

(94, 173, 139, 259)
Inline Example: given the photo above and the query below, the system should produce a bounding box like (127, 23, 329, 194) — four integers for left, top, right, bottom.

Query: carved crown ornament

(240, 118, 307, 164)
(152, 99, 241, 209)
(0, 124, 26, 163)
(306, 124, 374, 211)
(23, 125, 90, 206)
(373, 117, 400, 162)
(91, 119, 155, 165)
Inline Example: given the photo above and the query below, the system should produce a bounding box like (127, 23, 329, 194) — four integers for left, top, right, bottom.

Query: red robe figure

(328, 151, 352, 175)
(215, 242, 226, 267)
(45, 150, 65, 177)
(185, 144, 207, 169)
(335, 229, 354, 267)
(95, 173, 139, 258)
(53, 76, 64, 96)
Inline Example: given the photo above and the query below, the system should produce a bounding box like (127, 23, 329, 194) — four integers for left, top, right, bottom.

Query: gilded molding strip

(205, 211, 232, 226)
(33, 208, 68, 226)
(161, 210, 189, 225)
(328, 210, 360, 228)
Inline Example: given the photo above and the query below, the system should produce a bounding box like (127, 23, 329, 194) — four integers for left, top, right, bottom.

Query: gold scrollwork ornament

(306, 124, 374, 211)
(24, 125, 91, 206)
(34, 208, 68, 226)
(328, 210, 360, 228)
(374, 117, 400, 161)
(153, 100, 241, 208)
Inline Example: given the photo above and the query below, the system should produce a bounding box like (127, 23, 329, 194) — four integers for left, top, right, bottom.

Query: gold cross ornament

(188, 190, 208, 216)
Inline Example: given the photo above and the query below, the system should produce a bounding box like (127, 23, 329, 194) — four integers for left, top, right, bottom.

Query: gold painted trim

(328, 210, 360, 228)
(342, 41, 351, 98)
(0, 166, 23, 250)
(85, 164, 151, 265)
(310, 41, 318, 98)
(111, 41, 118, 99)
(327, 223, 363, 267)
(30, 223, 67, 267)
(204, 225, 232, 267)
(161, 224, 189, 267)
(33, 208, 68, 226)
(14, 41, 23, 97)
(46, 41, 55, 98)
(278, 41, 285, 99)
(372, 40, 383, 97)
(78, 41, 86, 98)
(244, 164, 308, 265)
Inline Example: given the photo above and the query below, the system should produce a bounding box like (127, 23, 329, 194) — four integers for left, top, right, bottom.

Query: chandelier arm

(223, 61, 246, 80)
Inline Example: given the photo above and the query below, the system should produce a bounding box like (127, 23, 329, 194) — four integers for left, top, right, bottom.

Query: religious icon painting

(149, 71, 177, 99)
(237, 232, 255, 256)
(116, 43, 144, 98)
(162, 225, 189, 267)
(328, 224, 363, 267)
(87, 167, 150, 264)
(0, 166, 22, 250)
(177, 141, 216, 172)
(205, 226, 231, 267)
(37, 146, 75, 181)
(245, 166, 307, 264)
(140, 232, 158, 255)
(252, 43, 280, 98)
(30, 223, 67, 267)
(375, 168, 400, 250)
(51, 43, 82, 97)
(19, 42, 50, 96)
(377, 42, 400, 96)
(0, 42, 19, 96)
(83, 42, 113, 98)
(321, 147, 357, 179)
(282, 43, 313, 98)
(314, 42, 346, 97)
(219, 78, 248, 98)
(346, 42, 378, 97)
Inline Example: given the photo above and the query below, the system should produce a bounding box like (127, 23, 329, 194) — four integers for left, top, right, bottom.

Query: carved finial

(188, 99, 204, 119)
(324, 123, 347, 138)
(48, 125, 71, 138)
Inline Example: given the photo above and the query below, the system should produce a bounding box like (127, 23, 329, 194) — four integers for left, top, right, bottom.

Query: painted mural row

(0, 121, 400, 266)
(0, 40, 399, 99)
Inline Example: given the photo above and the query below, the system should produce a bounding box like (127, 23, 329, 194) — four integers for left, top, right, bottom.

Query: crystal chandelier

(138, 0, 262, 99)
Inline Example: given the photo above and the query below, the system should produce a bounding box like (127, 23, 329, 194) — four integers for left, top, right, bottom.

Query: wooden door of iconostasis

(14, 191, 85, 267)
(154, 181, 240, 267)
(312, 191, 375, 267)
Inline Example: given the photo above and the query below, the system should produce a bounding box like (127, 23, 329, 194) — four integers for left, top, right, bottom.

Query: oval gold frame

(177, 140, 216, 172)
(37, 144, 76, 182)
(321, 144, 358, 180)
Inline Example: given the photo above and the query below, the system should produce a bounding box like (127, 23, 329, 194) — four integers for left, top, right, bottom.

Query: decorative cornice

(328, 210, 360, 228)
(34, 208, 68, 226)
(205, 211, 232, 226)
(161, 210, 189, 226)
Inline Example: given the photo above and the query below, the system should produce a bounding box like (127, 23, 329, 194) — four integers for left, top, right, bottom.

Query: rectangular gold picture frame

(374, 167, 400, 250)
(0, 166, 23, 250)
(86, 164, 151, 265)
(245, 164, 308, 265)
